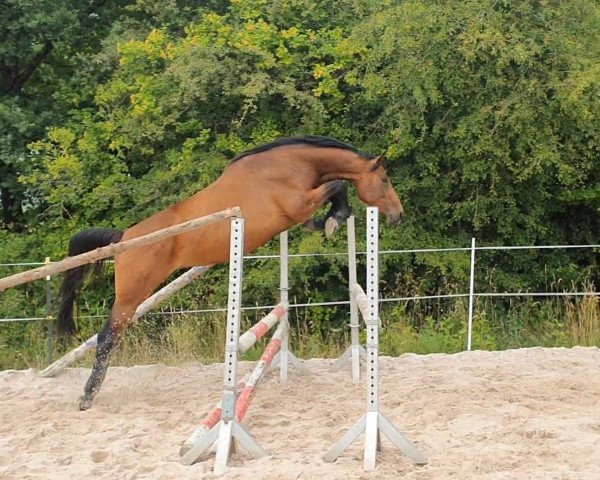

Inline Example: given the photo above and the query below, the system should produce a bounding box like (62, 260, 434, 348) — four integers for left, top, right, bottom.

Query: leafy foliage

(1, 0, 599, 362)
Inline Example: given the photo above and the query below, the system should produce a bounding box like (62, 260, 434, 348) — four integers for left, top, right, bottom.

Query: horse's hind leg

(303, 180, 351, 236)
(78, 250, 174, 411)
(78, 301, 136, 411)
(78, 320, 117, 411)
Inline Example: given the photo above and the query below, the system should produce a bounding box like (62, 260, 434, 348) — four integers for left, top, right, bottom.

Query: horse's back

(116, 150, 317, 272)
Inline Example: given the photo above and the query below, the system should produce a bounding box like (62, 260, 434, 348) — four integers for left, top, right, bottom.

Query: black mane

(231, 136, 371, 162)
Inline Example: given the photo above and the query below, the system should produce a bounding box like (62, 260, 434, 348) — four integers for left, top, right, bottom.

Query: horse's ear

(369, 155, 385, 171)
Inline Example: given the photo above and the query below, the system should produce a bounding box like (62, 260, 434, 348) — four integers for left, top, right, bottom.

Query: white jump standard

(179, 218, 307, 475)
(329, 214, 366, 383)
(271, 230, 309, 378)
(180, 218, 264, 475)
(323, 207, 427, 470)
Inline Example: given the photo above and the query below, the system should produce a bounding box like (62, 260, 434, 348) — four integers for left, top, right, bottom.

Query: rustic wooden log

(0, 207, 240, 292)
(38, 334, 99, 378)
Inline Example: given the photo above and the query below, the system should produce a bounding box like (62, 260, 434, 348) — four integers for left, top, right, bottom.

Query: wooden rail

(0, 207, 240, 292)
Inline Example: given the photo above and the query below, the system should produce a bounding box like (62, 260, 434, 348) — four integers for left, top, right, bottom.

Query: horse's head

(355, 155, 404, 225)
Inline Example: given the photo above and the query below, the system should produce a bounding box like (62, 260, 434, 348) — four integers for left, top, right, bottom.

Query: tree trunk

(0, 185, 18, 229)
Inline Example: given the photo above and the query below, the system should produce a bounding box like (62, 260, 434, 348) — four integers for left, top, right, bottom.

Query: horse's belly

(174, 214, 289, 268)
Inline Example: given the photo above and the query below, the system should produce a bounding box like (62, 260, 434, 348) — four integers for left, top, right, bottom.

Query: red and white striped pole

(238, 303, 287, 353)
(236, 320, 286, 420)
(180, 304, 287, 455)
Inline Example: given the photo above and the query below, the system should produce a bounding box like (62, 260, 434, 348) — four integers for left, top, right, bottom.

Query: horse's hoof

(78, 397, 92, 411)
(303, 219, 318, 231)
(325, 217, 339, 237)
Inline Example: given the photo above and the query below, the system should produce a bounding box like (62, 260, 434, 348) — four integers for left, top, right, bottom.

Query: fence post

(45, 257, 53, 365)
(467, 238, 476, 352)
(215, 217, 245, 471)
(279, 230, 289, 382)
(347, 215, 361, 384)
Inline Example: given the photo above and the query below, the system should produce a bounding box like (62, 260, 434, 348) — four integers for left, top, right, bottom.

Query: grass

(1, 287, 598, 371)
(566, 287, 600, 346)
(379, 289, 599, 356)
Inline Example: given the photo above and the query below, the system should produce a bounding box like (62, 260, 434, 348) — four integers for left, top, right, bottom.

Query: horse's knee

(326, 179, 346, 196)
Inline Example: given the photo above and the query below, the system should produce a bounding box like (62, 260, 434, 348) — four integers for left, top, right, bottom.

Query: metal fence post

(279, 230, 289, 382)
(45, 257, 53, 365)
(347, 215, 362, 383)
(467, 238, 476, 351)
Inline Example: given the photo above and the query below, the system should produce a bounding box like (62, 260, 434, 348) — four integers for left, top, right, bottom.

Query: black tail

(57, 228, 123, 337)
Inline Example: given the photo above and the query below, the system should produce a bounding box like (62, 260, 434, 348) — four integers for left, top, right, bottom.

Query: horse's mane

(231, 136, 371, 162)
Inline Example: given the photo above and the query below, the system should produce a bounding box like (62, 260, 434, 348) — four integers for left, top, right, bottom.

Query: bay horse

(58, 136, 404, 410)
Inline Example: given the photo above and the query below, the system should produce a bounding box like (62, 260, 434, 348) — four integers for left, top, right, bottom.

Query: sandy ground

(2, 347, 600, 479)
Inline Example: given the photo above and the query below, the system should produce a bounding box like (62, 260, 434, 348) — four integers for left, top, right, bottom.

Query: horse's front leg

(302, 180, 352, 237)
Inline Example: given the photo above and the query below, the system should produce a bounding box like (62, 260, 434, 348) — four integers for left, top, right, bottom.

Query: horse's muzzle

(386, 210, 404, 225)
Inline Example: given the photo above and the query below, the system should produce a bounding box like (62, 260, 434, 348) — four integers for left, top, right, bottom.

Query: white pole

(364, 207, 380, 470)
(213, 217, 245, 472)
(347, 215, 361, 384)
(467, 237, 476, 352)
(279, 230, 289, 382)
(221, 218, 245, 423)
(365, 208, 379, 413)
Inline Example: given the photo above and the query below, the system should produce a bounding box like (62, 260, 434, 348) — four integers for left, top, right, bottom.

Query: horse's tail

(56, 228, 123, 337)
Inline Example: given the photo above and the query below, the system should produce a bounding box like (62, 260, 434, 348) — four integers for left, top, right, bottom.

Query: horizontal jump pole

(39, 265, 210, 378)
(0, 207, 241, 292)
(130, 266, 211, 323)
(351, 283, 370, 318)
(38, 334, 100, 378)
(180, 303, 288, 455)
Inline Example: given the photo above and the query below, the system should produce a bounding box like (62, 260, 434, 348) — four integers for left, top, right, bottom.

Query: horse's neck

(305, 148, 367, 183)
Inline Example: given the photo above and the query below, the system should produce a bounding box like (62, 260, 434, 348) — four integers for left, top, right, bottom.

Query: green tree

(2, 0, 599, 353)
(0, 0, 212, 230)
(0, 0, 131, 229)
(345, 0, 600, 291)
